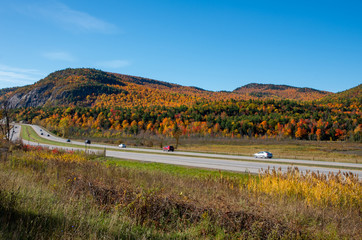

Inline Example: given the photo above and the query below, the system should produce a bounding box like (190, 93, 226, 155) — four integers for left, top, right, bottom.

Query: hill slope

(233, 83, 331, 101)
(1, 68, 334, 108)
(320, 84, 361, 104)
(3, 68, 192, 108)
(4, 69, 126, 108)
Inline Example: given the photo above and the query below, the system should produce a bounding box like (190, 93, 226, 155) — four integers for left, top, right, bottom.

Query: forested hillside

(2, 68, 332, 109)
(234, 83, 331, 100)
(320, 84, 361, 104)
(14, 98, 361, 142)
(3, 68, 361, 142)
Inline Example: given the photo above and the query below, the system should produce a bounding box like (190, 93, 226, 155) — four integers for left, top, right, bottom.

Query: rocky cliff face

(3, 68, 128, 108)
(7, 84, 55, 108)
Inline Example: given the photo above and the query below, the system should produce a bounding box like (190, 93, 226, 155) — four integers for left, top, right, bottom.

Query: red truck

(163, 146, 174, 152)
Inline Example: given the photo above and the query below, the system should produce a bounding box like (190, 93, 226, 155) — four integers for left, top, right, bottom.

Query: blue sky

(0, 0, 361, 93)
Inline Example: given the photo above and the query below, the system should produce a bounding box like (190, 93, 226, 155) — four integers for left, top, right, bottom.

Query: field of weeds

(0, 145, 361, 239)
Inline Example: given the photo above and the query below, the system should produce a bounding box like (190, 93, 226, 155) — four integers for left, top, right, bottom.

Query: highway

(18, 124, 362, 178)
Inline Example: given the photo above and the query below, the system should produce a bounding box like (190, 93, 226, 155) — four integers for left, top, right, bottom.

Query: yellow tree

(295, 127, 307, 139)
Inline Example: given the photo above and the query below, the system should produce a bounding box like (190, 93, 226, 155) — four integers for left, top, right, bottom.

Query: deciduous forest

(14, 98, 361, 142)
(2, 68, 361, 142)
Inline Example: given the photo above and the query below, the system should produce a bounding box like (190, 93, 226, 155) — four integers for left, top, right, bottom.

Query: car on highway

(163, 145, 174, 152)
(85, 140, 91, 144)
(41, 133, 43, 135)
(254, 151, 273, 159)
(66, 139, 71, 142)
(118, 144, 126, 148)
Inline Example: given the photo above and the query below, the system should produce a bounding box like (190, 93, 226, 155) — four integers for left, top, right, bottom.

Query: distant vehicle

(254, 151, 273, 159)
(41, 133, 43, 135)
(85, 139, 91, 144)
(163, 146, 174, 152)
(66, 139, 71, 142)
(47, 134, 50, 137)
(118, 144, 126, 148)
(40, 129, 42, 131)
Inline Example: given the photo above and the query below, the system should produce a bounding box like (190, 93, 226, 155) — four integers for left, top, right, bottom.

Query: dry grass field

(0, 145, 360, 239)
(177, 138, 362, 163)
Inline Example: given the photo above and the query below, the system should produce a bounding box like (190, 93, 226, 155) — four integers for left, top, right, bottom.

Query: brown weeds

(1, 148, 361, 239)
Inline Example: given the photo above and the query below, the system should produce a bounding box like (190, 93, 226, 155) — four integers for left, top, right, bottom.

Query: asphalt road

(19, 124, 362, 178)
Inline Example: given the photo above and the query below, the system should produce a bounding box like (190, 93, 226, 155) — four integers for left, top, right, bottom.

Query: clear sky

(1, 0, 361, 93)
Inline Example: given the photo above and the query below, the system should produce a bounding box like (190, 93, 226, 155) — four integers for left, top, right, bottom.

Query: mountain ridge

(0, 68, 348, 108)
(320, 84, 361, 104)
(233, 83, 330, 100)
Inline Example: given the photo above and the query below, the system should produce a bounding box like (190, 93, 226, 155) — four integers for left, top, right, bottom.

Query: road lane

(17, 124, 362, 178)
(105, 150, 361, 176)
(27, 124, 362, 169)
(11, 125, 21, 141)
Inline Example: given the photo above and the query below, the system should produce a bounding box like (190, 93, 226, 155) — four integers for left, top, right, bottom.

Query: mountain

(1, 68, 334, 108)
(320, 84, 361, 104)
(233, 83, 332, 101)
(3, 68, 124, 108)
(1, 68, 210, 108)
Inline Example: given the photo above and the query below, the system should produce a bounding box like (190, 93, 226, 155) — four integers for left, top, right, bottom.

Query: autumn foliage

(13, 98, 361, 142)
(3, 68, 361, 142)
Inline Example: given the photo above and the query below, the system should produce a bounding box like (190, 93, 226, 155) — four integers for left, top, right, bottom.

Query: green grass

(21, 125, 77, 147)
(21, 125, 108, 152)
(103, 156, 253, 181)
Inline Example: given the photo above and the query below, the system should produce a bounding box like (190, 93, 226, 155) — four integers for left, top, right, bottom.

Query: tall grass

(0, 146, 360, 239)
(247, 168, 361, 209)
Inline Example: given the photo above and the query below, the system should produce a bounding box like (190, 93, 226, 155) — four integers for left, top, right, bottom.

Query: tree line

(14, 99, 361, 141)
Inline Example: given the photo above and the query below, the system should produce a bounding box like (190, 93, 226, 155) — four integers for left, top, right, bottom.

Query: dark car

(85, 139, 91, 144)
(66, 139, 71, 142)
(163, 146, 174, 152)
(47, 134, 50, 137)
(41, 133, 43, 135)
